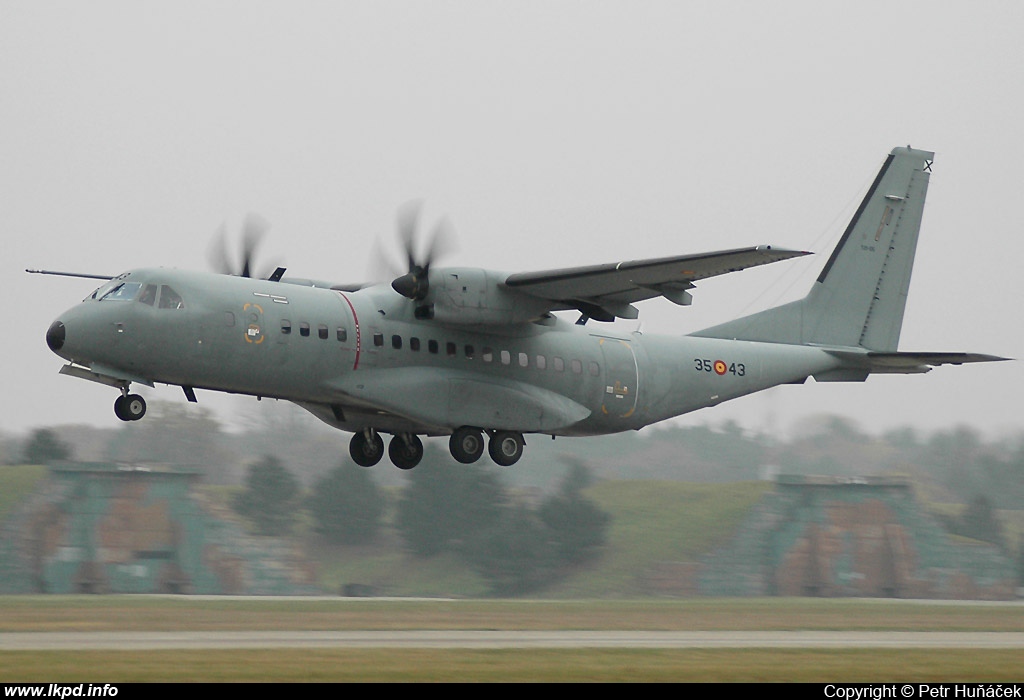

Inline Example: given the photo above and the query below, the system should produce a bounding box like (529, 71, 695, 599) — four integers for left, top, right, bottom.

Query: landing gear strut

(349, 430, 385, 467)
(389, 433, 424, 470)
(113, 393, 146, 422)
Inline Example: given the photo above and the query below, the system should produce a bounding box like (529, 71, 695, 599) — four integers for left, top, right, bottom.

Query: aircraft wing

(504, 246, 810, 321)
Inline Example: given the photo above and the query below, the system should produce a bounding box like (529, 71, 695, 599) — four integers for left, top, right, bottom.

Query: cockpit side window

(158, 286, 185, 309)
(138, 284, 158, 306)
(98, 282, 142, 302)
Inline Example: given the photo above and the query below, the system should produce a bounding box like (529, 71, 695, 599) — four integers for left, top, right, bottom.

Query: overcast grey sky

(3, 1, 1022, 439)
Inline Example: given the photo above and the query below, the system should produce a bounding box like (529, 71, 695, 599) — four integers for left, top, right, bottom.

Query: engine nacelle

(417, 268, 551, 326)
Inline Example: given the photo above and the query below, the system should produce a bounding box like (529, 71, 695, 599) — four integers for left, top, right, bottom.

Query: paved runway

(3, 631, 1023, 650)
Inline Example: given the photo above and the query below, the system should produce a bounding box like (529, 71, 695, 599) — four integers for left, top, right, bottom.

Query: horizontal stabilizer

(825, 349, 1011, 374)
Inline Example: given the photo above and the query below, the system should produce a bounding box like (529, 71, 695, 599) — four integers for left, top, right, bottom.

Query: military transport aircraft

(33, 146, 1006, 469)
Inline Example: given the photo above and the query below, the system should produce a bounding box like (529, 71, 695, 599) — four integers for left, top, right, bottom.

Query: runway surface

(3, 631, 1023, 650)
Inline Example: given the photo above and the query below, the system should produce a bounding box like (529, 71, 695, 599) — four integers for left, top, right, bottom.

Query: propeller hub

(392, 270, 428, 300)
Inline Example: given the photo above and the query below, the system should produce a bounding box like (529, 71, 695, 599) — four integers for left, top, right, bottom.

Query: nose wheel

(114, 394, 147, 422)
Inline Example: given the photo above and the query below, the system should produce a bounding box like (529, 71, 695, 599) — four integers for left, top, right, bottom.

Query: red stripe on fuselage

(337, 291, 361, 370)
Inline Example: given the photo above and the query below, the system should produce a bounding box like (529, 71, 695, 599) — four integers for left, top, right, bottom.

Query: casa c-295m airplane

(34, 146, 1006, 469)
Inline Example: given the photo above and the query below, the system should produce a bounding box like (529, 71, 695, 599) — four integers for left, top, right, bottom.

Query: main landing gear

(113, 392, 147, 422)
(349, 430, 424, 470)
(349, 427, 526, 469)
(486, 430, 524, 467)
(451, 428, 525, 467)
(349, 430, 385, 467)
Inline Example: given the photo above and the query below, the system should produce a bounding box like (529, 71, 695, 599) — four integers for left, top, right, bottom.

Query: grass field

(2, 469, 1020, 680)
(0, 596, 1021, 682)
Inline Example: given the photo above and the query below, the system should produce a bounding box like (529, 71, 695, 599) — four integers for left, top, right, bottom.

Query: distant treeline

(4, 402, 1023, 510)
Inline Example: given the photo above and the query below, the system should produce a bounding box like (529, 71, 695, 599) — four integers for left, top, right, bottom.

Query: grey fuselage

(49, 267, 842, 437)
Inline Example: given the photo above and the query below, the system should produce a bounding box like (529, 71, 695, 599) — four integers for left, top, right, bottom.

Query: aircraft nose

(46, 320, 66, 352)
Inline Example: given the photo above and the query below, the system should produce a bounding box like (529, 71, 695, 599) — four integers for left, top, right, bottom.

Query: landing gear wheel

(113, 395, 129, 422)
(114, 394, 146, 422)
(124, 394, 147, 420)
(488, 431, 524, 466)
(349, 431, 385, 467)
(389, 434, 424, 470)
(449, 427, 484, 464)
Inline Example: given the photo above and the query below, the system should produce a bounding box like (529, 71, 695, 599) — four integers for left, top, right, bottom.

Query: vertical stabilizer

(693, 146, 934, 351)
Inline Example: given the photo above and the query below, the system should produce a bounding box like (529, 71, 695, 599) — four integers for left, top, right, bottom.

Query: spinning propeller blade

(207, 213, 284, 280)
(390, 201, 457, 300)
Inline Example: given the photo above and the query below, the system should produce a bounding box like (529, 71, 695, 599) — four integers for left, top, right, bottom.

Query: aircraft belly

(327, 368, 591, 433)
(447, 377, 590, 431)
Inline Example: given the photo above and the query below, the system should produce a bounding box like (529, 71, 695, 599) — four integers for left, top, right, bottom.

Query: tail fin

(693, 146, 934, 351)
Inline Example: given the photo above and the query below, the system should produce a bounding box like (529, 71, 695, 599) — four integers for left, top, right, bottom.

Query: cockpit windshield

(87, 273, 185, 309)
(88, 275, 129, 301)
(98, 281, 142, 302)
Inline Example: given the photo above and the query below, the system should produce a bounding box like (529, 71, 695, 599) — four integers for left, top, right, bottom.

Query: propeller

(389, 201, 457, 301)
(207, 213, 285, 280)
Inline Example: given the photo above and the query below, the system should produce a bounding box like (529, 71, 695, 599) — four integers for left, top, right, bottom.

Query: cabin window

(336, 327, 347, 342)
(482, 347, 494, 363)
(518, 352, 529, 368)
(428, 339, 438, 354)
(281, 320, 292, 335)
(374, 333, 384, 347)
(300, 322, 310, 337)
(553, 357, 564, 372)
(589, 361, 600, 376)
(318, 324, 329, 340)
(446, 342, 457, 357)
(536, 355, 546, 370)
(410, 337, 420, 351)
(500, 350, 511, 365)
(224, 312, 236, 327)
(138, 284, 158, 306)
(464, 345, 474, 359)
(392, 335, 402, 349)
(158, 286, 184, 309)
(571, 359, 582, 374)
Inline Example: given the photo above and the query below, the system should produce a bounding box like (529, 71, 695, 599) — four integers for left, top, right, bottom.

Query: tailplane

(694, 146, 934, 351)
